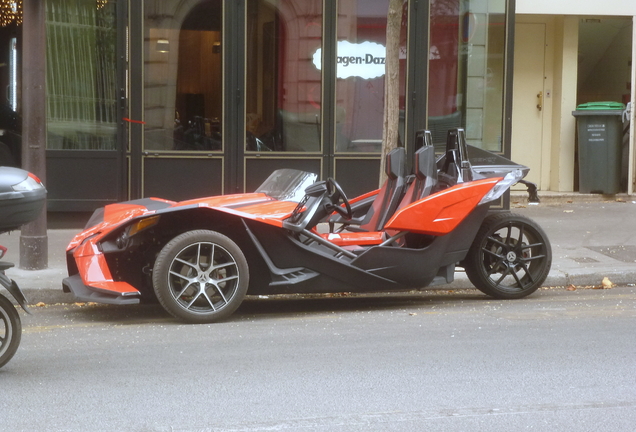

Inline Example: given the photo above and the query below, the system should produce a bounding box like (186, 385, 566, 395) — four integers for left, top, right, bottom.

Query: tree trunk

(379, 0, 403, 187)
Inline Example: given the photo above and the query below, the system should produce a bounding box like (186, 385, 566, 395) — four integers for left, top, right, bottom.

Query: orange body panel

(385, 177, 501, 236)
(156, 193, 298, 226)
(66, 194, 298, 252)
(179, 193, 270, 208)
(212, 200, 299, 224)
(74, 240, 139, 295)
(103, 200, 171, 221)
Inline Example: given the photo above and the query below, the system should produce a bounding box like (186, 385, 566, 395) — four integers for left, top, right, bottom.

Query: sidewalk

(505, 192, 636, 288)
(1, 194, 635, 305)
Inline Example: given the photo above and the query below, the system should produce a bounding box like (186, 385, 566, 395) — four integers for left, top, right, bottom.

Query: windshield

(255, 169, 318, 202)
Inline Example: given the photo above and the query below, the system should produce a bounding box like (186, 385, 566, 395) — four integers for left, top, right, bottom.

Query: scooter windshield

(255, 169, 318, 202)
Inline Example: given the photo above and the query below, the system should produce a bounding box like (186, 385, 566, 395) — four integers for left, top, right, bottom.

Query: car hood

(68, 193, 298, 251)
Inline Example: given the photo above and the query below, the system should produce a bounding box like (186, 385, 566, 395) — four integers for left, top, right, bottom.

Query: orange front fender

(384, 178, 501, 236)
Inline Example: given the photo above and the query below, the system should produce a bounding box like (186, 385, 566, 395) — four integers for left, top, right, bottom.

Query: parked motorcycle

(0, 245, 31, 368)
(0, 166, 46, 367)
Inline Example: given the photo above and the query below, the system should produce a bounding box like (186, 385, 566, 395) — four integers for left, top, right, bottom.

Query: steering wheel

(326, 177, 352, 220)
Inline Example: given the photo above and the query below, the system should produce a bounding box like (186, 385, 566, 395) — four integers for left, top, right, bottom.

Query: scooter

(0, 166, 46, 366)
(0, 244, 31, 368)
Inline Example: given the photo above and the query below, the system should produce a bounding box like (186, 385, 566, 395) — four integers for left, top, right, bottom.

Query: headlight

(12, 173, 45, 192)
(114, 215, 161, 249)
(479, 169, 524, 205)
(128, 215, 160, 237)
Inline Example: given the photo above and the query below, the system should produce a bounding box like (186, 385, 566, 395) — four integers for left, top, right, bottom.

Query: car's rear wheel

(152, 230, 249, 323)
(0, 293, 21, 368)
(464, 213, 551, 299)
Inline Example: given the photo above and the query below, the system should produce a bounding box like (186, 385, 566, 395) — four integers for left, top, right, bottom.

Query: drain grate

(586, 245, 636, 263)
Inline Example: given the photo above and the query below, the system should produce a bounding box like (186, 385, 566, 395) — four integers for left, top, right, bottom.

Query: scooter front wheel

(0, 293, 22, 368)
(464, 212, 552, 299)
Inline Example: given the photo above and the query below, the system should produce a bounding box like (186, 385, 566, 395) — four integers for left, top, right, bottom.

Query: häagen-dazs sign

(312, 40, 386, 79)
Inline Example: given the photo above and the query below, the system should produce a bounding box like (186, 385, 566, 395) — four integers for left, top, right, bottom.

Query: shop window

(429, 0, 505, 152)
(144, 0, 223, 152)
(245, 0, 323, 152)
(334, 0, 408, 153)
(46, 0, 118, 150)
(0, 35, 21, 166)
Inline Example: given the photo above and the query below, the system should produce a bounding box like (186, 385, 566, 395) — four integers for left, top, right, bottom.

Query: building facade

(4, 0, 515, 212)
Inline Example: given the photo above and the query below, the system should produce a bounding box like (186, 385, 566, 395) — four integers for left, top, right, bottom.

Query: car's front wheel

(464, 213, 552, 299)
(152, 230, 249, 323)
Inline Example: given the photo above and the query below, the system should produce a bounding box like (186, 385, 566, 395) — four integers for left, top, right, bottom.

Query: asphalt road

(1, 286, 635, 431)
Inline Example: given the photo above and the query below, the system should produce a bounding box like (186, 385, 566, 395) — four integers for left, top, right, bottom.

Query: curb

(546, 270, 636, 288)
(510, 192, 634, 205)
(19, 270, 636, 307)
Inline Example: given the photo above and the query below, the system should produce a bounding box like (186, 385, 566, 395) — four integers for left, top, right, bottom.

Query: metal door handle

(537, 91, 543, 111)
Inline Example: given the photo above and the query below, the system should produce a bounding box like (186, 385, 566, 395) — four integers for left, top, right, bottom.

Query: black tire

(0, 293, 22, 368)
(152, 230, 249, 324)
(464, 212, 552, 299)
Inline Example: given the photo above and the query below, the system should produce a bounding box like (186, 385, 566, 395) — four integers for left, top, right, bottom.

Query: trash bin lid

(576, 101, 625, 110)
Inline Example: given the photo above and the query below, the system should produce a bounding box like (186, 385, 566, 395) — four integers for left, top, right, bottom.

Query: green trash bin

(572, 101, 625, 194)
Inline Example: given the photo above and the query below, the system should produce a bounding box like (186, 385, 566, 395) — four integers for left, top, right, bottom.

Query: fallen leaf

(594, 277, 615, 289)
(601, 277, 615, 289)
(565, 285, 576, 291)
(35, 302, 46, 307)
(409, 312, 417, 316)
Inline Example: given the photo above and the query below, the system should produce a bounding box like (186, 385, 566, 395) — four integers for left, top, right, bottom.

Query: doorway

(511, 22, 546, 189)
(577, 17, 633, 191)
(142, 0, 225, 201)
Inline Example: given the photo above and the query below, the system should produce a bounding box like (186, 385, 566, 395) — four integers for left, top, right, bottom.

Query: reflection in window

(46, 0, 117, 150)
(0, 36, 21, 167)
(428, 0, 505, 152)
(246, 0, 323, 152)
(335, 0, 408, 153)
(144, 0, 223, 151)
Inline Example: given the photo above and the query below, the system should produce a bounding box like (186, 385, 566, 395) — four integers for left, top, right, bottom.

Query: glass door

(428, 0, 507, 152)
(142, 0, 225, 200)
(243, 0, 325, 192)
(243, 0, 410, 197)
(333, 0, 409, 197)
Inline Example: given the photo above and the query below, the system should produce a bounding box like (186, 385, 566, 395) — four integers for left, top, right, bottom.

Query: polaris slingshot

(63, 129, 551, 323)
